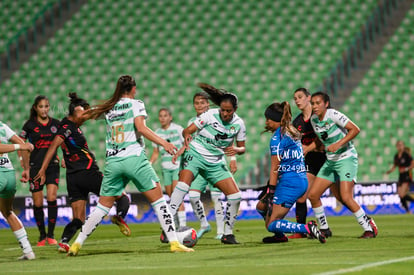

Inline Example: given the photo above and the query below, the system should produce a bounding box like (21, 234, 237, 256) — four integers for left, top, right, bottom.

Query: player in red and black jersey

(34, 93, 130, 253)
(289, 88, 330, 239)
(20, 95, 60, 246)
(386, 140, 414, 213)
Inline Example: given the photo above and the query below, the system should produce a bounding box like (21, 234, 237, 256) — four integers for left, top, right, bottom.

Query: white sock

(13, 227, 33, 254)
(75, 203, 110, 245)
(189, 190, 209, 228)
(313, 206, 329, 230)
(224, 192, 241, 235)
(169, 181, 190, 216)
(152, 198, 178, 242)
(354, 208, 372, 231)
(211, 191, 224, 235)
(177, 211, 187, 227)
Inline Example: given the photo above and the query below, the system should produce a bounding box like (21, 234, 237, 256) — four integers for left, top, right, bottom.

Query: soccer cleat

(18, 251, 35, 260)
(263, 234, 288, 243)
(170, 241, 194, 252)
(221, 234, 240, 244)
(196, 224, 211, 239)
(215, 234, 223, 240)
(58, 242, 70, 253)
(111, 215, 131, 237)
(288, 233, 307, 239)
(305, 221, 326, 244)
(47, 237, 58, 245)
(359, 231, 376, 239)
(367, 216, 378, 237)
(160, 230, 169, 243)
(37, 237, 46, 247)
(320, 228, 332, 238)
(67, 242, 82, 256)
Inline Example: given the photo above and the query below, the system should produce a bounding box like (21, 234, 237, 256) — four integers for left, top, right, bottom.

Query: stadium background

(1, 0, 413, 226)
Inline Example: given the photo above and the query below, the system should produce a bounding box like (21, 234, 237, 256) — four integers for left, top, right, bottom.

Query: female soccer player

(260, 102, 325, 244)
(186, 92, 231, 240)
(0, 121, 36, 260)
(149, 108, 187, 227)
(67, 75, 193, 255)
(20, 95, 60, 246)
(308, 92, 378, 239)
(290, 88, 330, 238)
(386, 140, 414, 213)
(169, 83, 245, 244)
(34, 93, 131, 253)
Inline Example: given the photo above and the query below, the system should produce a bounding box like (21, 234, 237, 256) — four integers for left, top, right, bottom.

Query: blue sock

(268, 219, 308, 234)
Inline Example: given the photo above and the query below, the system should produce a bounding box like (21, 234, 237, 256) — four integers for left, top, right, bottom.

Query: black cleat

(221, 234, 240, 244)
(320, 228, 332, 238)
(262, 234, 288, 243)
(306, 220, 326, 244)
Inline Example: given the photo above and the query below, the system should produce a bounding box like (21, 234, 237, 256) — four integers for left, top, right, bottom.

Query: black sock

(61, 218, 83, 243)
(115, 195, 130, 219)
(404, 194, 414, 202)
(295, 202, 307, 224)
(401, 197, 409, 212)
(34, 206, 46, 238)
(47, 200, 58, 238)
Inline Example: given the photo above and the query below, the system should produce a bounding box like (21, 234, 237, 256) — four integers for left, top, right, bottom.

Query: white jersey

(0, 121, 16, 171)
(190, 108, 246, 163)
(152, 122, 184, 170)
(105, 98, 147, 162)
(310, 108, 358, 161)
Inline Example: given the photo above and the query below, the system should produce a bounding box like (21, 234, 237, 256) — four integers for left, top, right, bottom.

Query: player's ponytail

(68, 92, 90, 115)
(280, 101, 301, 140)
(197, 83, 238, 109)
(88, 75, 136, 119)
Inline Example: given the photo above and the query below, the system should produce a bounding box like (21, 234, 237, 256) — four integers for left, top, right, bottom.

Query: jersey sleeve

(56, 123, 71, 140)
(269, 131, 282, 156)
(236, 120, 247, 141)
(3, 123, 16, 141)
(193, 111, 211, 129)
(19, 121, 30, 140)
(132, 100, 148, 119)
(330, 109, 350, 128)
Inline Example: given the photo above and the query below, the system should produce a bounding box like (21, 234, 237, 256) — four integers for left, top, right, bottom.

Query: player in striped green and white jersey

(149, 108, 186, 228)
(169, 84, 246, 244)
(69, 75, 193, 255)
(308, 92, 378, 239)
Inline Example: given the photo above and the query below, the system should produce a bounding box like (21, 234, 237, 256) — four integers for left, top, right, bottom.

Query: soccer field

(1, 215, 413, 274)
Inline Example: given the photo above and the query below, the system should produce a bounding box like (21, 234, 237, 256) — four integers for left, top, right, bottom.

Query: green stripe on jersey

(311, 108, 357, 161)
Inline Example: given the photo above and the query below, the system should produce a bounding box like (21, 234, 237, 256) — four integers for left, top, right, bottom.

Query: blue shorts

(273, 175, 308, 209)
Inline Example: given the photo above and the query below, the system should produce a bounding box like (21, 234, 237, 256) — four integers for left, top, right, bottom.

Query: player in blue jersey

(169, 83, 245, 244)
(260, 102, 326, 244)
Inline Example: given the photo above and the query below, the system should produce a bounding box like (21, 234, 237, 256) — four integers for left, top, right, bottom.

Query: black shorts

(29, 165, 60, 193)
(66, 169, 102, 203)
(305, 151, 327, 176)
(398, 172, 412, 186)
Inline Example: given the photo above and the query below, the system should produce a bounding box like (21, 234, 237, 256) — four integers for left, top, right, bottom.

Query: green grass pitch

(1, 214, 414, 274)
